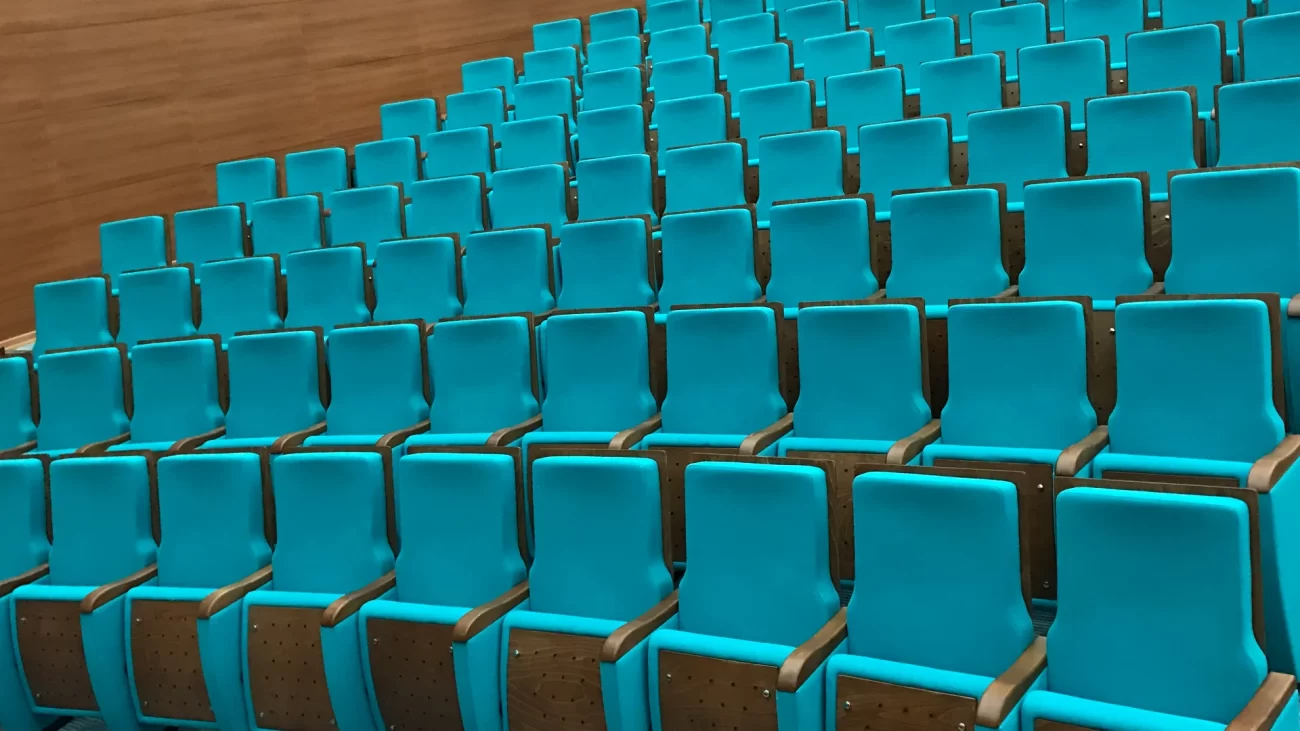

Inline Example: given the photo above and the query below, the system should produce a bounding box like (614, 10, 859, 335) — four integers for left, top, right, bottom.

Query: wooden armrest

(601, 591, 679, 663)
(1248, 435, 1300, 493)
(322, 570, 396, 627)
(777, 608, 847, 692)
(270, 421, 328, 453)
(1142, 281, 1166, 295)
(452, 580, 529, 643)
(739, 414, 794, 456)
(1227, 672, 1297, 730)
(995, 285, 1020, 298)
(75, 432, 132, 455)
(81, 564, 158, 613)
(486, 414, 543, 447)
(975, 636, 1047, 727)
(169, 425, 226, 452)
(0, 440, 36, 459)
(609, 413, 661, 450)
(886, 419, 941, 465)
(376, 420, 430, 449)
(198, 565, 273, 619)
(1055, 425, 1109, 477)
(0, 564, 49, 600)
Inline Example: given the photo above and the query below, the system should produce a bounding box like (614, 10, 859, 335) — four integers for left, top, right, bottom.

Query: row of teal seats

(0, 448, 1296, 731)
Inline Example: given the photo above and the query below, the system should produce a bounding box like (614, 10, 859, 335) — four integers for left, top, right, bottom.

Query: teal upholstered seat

(326, 185, 404, 265)
(489, 163, 570, 231)
(444, 88, 507, 132)
(757, 129, 845, 226)
(32, 276, 113, 358)
(216, 157, 277, 221)
(0, 355, 36, 451)
(857, 116, 952, 220)
(737, 81, 814, 162)
(372, 237, 462, 324)
(1084, 90, 1196, 201)
(658, 206, 762, 313)
(1019, 38, 1108, 132)
(34, 345, 130, 455)
(498, 117, 570, 171)
(584, 67, 646, 112)
(662, 141, 747, 214)
(967, 104, 1068, 210)
(971, 2, 1046, 80)
(200, 329, 325, 451)
(283, 246, 371, 335)
(405, 175, 487, 240)
(463, 228, 556, 316)
(116, 266, 198, 350)
(590, 7, 642, 41)
(108, 336, 223, 453)
(197, 256, 283, 343)
(423, 127, 495, 181)
(284, 147, 349, 197)
(462, 56, 518, 106)
(827, 68, 904, 152)
(380, 98, 439, 139)
(1217, 77, 1300, 167)
(577, 105, 648, 162)
(883, 17, 957, 94)
(918, 53, 1003, 142)
(804, 31, 873, 105)
(785, 1, 849, 65)
(0, 445, 48, 731)
(767, 196, 878, 314)
(556, 217, 656, 310)
(100, 216, 166, 294)
(1063, 0, 1142, 64)
(172, 205, 246, 275)
(577, 153, 658, 224)
(248, 195, 324, 266)
(1242, 13, 1300, 81)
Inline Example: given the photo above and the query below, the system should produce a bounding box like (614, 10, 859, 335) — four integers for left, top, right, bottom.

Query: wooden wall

(0, 0, 629, 338)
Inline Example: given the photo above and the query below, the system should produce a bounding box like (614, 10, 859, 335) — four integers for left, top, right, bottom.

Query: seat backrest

(768, 197, 878, 308)
(0, 456, 47, 581)
(935, 0, 1000, 41)
(1167, 166, 1300, 299)
(663, 141, 748, 214)
(1020, 176, 1153, 304)
(249, 194, 324, 261)
(738, 80, 815, 153)
(155, 452, 271, 589)
(1217, 77, 1300, 167)
(284, 147, 350, 198)
(1063, 0, 1143, 63)
(647, 0, 701, 32)
(678, 462, 839, 644)
(828, 68, 906, 151)
(216, 157, 278, 215)
(530, 456, 673, 618)
(577, 153, 657, 223)
(270, 451, 393, 593)
(514, 78, 578, 126)
(173, 205, 246, 272)
(589, 36, 646, 73)
(523, 46, 581, 88)
(884, 16, 958, 92)
(326, 185, 404, 260)
(373, 237, 462, 323)
(887, 187, 1008, 311)
(379, 98, 439, 139)
(944, 300, 1097, 448)
(713, 0, 766, 22)
(197, 256, 283, 341)
(757, 129, 846, 223)
(1110, 298, 1284, 461)
(714, 11, 778, 62)
(1018, 38, 1108, 130)
(918, 53, 1004, 141)
(849, 472, 1033, 675)
(584, 67, 646, 112)
(724, 42, 793, 96)
(1050, 486, 1267, 722)
(128, 336, 224, 445)
(967, 104, 1068, 206)
(33, 276, 113, 358)
(860, 0, 925, 54)
(117, 265, 198, 350)
(284, 246, 371, 334)
(444, 88, 507, 132)
(542, 311, 657, 433)
(659, 207, 762, 310)
(405, 175, 486, 240)
(1161, 0, 1245, 51)
(427, 315, 539, 434)
(805, 31, 874, 104)
(650, 55, 718, 106)
(650, 24, 709, 63)
(534, 18, 582, 51)
(393, 452, 527, 606)
(462, 56, 517, 105)
(858, 116, 953, 217)
(1084, 90, 1197, 198)
(326, 322, 426, 435)
(422, 126, 494, 180)
(971, 3, 1046, 79)
(662, 307, 786, 434)
(1242, 12, 1300, 81)
(462, 227, 556, 316)
(1127, 23, 1223, 115)
(557, 217, 656, 310)
(488, 163, 570, 231)
(36, 345, 130, 452)
(577, 104, 648, 161)
(785, 1, 849, 63)
(655, 94, 729, 157)
(47, 456, 155, 587)
(225, 329, 325, 439)
(590, 7, 642, 42)
(100, 216, 167, 288)
(795, 304, 931, 439)
(0, 356, 36, 450)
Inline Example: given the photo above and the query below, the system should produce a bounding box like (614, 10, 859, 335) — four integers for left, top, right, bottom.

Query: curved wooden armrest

(0, 564, 49, 600)
(486, 415, 543, 447)
(994, 285, 1020, 298)
(198, 565, 273, 619)
(739, 414, 794, 456)
(322, 570, 396, 627)
(1227, 672, 1297, 730)
(376, 420, 430, 449)
(81, 564, 158, 614)
(1248, 435, 1300, 493)
(0, 440, 36, 459)
(453, 580, 529, 643)
(75, 432, 132, 455)
(270, 421, 328, 453)
(886, 419, 941, 465)
(975, 636, 1047, 727)
(1056, 425, 1109, 477)
(777, 608, 847, 693)
(601, 591, 679, 663)
(609, 414, 661, 450)
(169, 425, 227, 452)
(1142, 281, 1166, 295)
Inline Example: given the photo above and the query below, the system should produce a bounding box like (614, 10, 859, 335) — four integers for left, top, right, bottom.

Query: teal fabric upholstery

(100, 216, 166, 293)
(1217, 77, 1300, 166)
(444, 88, 507, 132)
(584, 67, 646, 112)
(968, 104, 1068, 209)
(918, 53, 1003, 141)
(714, 13, 778, 72)
(534, 18, 582, 52)
(647, 0, 701, 32)
(724, 42, 793, 94)
(767, 197, 878, 311)
(326, 185, 403, 264)
(738, 81, 815, 161)
(416, 316, 538, 442)
(489, 163, 569, 231)
(1020, 176, 1153, 307)
(248, 194, 324, 263)
(514, 79, 578, 128)
(0, 356, 36, 450)
(116, 265, 198, 349)
(523, 47, 581, 94)
(649, 55, 717, 108)
(0, 457, 48, 731)
(658, 207, 762, 311)
(32, 276, 113, 358)
(373, 237, 463, 323)
(1127, 24, 1222, 116)
(1063, 0, 1143, 63)
(861, 0, 925, 56)
(1084, 89, 1196, 200)
(785, 1, 849, 64)
(650, 24, 709, 63)
(1018, 38, 1108, 131)
(498, 117, 570, 171)
(535, 311, 656, 433)
(578, 154, 657, 224)
(172, 205, 245, 274)
(423, 126, 495, 180)
(380, 98, 439, 139)
(590, 8, 642, 42)
(206, 330, 324, 443)
(971, 3, 1046, 80)
(307, 322, 427, 446)
(757, 129, 845, 225)
(936, 0, 999, 41)
(284, 246, 371, 335)
(857, 116, 952, 220)
(557, 218, 656, 309)
(35, 346, 129, 453)
(713, 0, 764, 24)
(662, 141, 747, 213)
(884, 17, 957, 93)
(462, 57, 517, 106)
(653, 94, 729, 157)
(588, 36, 644, 72)
(887, 187, 1009, 314)
(463, 227, 555, 315)
(284, 147, 350, 197)
(197, 256, 283, 343)
(1161, 0, 1246, 51)
(1242, 13, 1300, 81)
(215, 158, 277, 221)
(578, 105, 647, 162)
(805, 32, 873, 105)
(115, 337, 223, 449)
(405, 175, 486, 239)
(827, 68, 903, 152)
(354, 137, 420, 190)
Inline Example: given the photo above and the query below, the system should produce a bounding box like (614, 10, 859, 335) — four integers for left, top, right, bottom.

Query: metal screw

(1036, 483, 1044, 491)
(1118, 78, 1125, 85)
(373, 637, 379, 644)
(18, 617, 25, 623)
(259, 712, 265, 719)
(34, 693, 40, 700)
(330, 720, 336, 727)
(1042, 581, 1051, 589)
(844, 701, 851, 710)
(762, 689, 771, 698)
(252, 624, 259, 631)
(666, 673, 672, 681)
(142, 701, 148, 707)
(959, 724, 967, 731)
(1109, 327, 1116, 334)
(513, 649, 520, 657)
(449, 645, 454, 654)
(1077, 142, 1083, 148)
(135, 617, 142, 623)
(1164, 214, 1170, 221)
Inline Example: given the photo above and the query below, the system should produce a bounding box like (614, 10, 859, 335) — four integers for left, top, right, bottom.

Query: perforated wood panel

(506, 629, 607, 731)
(1090, 309, 1117, 424)
(1148, 199, 1172, 280)
(787, 450, 887, 580)
(130, 600, 214, 722)
(904, 95, 921, 119)
(247, 605, 335, 731)
(779, 316, 800, 408)
(1005, 209, 1025, 282)
(1067, 130, 1089, 177)
(658, 651, 779, 731)
(873, 221, 894, 284)
(1004, 80, 1021, 107)
(367, 617, 464, 731)
(950, 141, 969, 186)
(15, 599, 98, 711)
(926, 318, 949, 418)
(660, 447, 740, 561)
(835, 675, 976, 731)
(1036, 721, 1099, 731)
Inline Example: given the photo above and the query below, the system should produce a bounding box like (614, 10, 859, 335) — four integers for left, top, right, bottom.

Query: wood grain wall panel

(179, 5, 312, 88)
(46, 98, 200, 197)
(311, 55, 436, 143)
(31, 20, 187, 111)
(189, 75, 324, 164)
(0, 118, 62, 215)
(0, 37, 47, 123)
(302, 0, 431, 70)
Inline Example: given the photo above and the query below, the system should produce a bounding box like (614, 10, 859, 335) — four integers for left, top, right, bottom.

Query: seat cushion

(922, 442, 1066, 470)
(649, 627, 794, 667)
(777, 436, 896, 456)
(1092, 452, 1252, 486)
(10, 584, 93, 603)
(107, 440, 177, 453)
(641, 432, 747, 449)
(405, 432, 495, 448)
(1022, 690, 1225, 731)
(243, 589, 342, 610)
(199, 436, 277, 450)
(359, 598, 470, 627)
(826, 652, 995, 702)
(520, 430, 620, 448)
(126, 586, 212, 603)
(303, 433, 384, 448)
(503, 609, 625, 639)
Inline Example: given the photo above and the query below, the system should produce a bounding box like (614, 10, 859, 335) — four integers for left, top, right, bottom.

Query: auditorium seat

(422, 126, 495, 181)
(577, 154, 658, 224)
(172, 205, 246, 276)
(499, 117, 571, 171)
(353, 137, 421, 190)
(284, 147, 350, 197)
(936, 0, 1000, 43)
(32, 276, 114, 358)
(372, 237, 462, 324)
(784, 1, 849, 64)
(662, 141, 749, 213)
(723, 41, 794, 96)
(32, 344, 131, 457)
(646, 0, 702, 32)
(649, 24, 710, 63)
(197, 256, 284, 344)
(971, 2, 1047, 80)
(443, 88, 507, 132)
(1018, 38, 1109, 137)
(804, 31, 874, 104)
(283, 246, 371, 335)
(1162, 0, 1246, 57)
(654, 94, 730, 160)
(514, 78, 579, 129)
(0, 396, 41, 731)
(489, 163, 571, 231)
(757, 129, 846, 225)
(462, 56, 518, 106)
(523, 46, 582, 95)
(1084, 89, 1198, 201)
(1127, 23, 1226, 119)
(533, 18, 583, 53)
(577, 104, 649, 161)
(590, 7, 642, 41)
(115, 265, 199, 350)
(828, 68, 905, 153)
(248, 194, 325, 265)
(967, 104, 1069, 209)
(918, 53, 1004, 143)
(885, 16, 959, 95)
(379, 98, 439, 139)
(215, 157, 277, 221)
(658, 206, 762, 313)
(737, 81, 816, 161)
(861, 0, 925, 59)
(100, 216, 166, 294)
(583, 67, 646, 112)
(767, 196, 880, 313)
(649, 55, 718, 108)
(404, 175, 487, 240)
(588, 35, 645, 72)
(1063, 0, 1143, 66)
(462, 228, 557, 316)
(713, 0, 765, 23)
(326, 184, 404, 265)
(857, 116, 953, 221)
(0, 353, 36, 453)
(1242, 12, 1300, 81)
(1216, 77, 1300, 166)
(556, 217, 656, 309)
(713, 12, 778, 72)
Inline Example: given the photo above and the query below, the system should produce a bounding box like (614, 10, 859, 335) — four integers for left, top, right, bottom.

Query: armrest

(75, 432, 132, 455)
(81, 564, 158, 614)
(975, 636, 1047, 727)
(1248, 435, 1300, 493)
(601, 590, 679, 663)
(0, 440, 36, 459)
(886, 419, 941, 465)
(995, 285, 1020, 298)
(486, 414, 543, 447)
(739, 413, 794, 456)
(609, 413, 661, 450)
(322, 570, 396, 628)
(198, 565, 273, 619)
(169, 425, 226, 452)
(452, 580, 529, 643)
(270, 421, 327, 453)
(0, 564, 49, 600)
(1143, 281, 1166, 295)
(776, 608, 847, 692)
(1055, 425, 1109, 477)
(1227, 672, 1297, 731)
(376, 420, 430, 449)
